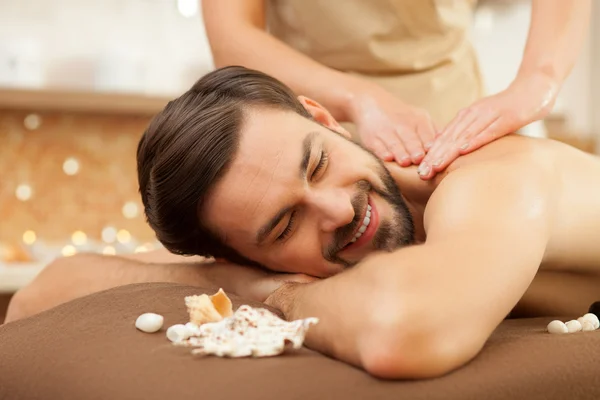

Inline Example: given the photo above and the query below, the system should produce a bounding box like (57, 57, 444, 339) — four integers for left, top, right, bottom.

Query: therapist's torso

(267, 0, 484, 126)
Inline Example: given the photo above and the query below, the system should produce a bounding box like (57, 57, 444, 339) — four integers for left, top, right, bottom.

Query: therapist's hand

(419, 72, 558, 179)
(349, 88, 437, 167)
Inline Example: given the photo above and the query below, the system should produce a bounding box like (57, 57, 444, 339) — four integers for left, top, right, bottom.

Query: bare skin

(198, 102, 600, 378)
(390, 135, 600, 317)
(6, 101, 600, 380)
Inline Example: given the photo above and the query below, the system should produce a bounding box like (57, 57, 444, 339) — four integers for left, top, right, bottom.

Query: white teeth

(350, 204, 373, 243)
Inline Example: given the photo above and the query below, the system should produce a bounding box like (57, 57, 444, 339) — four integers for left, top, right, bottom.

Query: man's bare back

(389, 135, 600, 316)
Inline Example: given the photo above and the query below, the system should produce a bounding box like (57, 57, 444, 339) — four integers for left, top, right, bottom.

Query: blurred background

(0, 0, 598, 306)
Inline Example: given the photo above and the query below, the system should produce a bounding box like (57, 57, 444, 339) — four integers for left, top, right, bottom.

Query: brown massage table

(1, 282, 599, 400)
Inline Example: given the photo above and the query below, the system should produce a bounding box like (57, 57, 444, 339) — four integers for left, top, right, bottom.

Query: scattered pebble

(581, 313, 600, 330)
(581, 321, 596, 332)
(565, 320, 582, 333)
(546, 320, 568, 334)
(135, 313, 164, 333)
(166, 324, 190, 343)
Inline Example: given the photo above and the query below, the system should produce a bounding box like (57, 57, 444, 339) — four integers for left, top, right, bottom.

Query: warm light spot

(22, 230, 37, 245)
(134, 245, 149, 253)
(71, 231, 87, 246)
(177, 0, 198, 17)
(63, 157, 80, 176)
(15, 184, 32, 201)
(61, 245, 77, 257)
(23, 114, 42, 130)
(117, 229, 131, 244)
(102, 246, 116, 255)
(101, 226, 117, 243)
(122, 201, 139, 219)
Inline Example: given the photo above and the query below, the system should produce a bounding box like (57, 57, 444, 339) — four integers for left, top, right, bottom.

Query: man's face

(202, 104, 415, 277)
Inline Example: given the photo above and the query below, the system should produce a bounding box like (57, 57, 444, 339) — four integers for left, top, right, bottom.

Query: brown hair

(137, 66, 311, 264)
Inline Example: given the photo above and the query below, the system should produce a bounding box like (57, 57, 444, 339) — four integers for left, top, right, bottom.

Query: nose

(307, 188, 355, 233)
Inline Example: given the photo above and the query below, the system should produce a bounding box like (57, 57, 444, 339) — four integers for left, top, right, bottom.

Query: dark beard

(323, 150, 415, 267)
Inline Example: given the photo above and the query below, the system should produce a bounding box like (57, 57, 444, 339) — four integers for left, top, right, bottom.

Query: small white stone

(547, 320, 568, 334)
(565, 320, 582, 333)
(581, 313, 600, 329)
(581, 321, 596, 332)
(166, 324, 190, 342)
(135, 313, 164, 333)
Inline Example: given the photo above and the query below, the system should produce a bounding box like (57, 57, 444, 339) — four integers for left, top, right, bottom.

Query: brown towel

(1, 282, 599, 400)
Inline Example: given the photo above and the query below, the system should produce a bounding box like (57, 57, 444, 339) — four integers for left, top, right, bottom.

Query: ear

(297, 96, 351, 138)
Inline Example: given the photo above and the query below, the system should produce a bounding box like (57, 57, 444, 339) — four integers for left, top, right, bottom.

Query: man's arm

(5, 250, 310, 323)
(267, 161, 554, 379)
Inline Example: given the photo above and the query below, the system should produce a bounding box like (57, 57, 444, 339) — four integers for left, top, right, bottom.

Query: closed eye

(311, 150, 328, 180)
(277, 211, 296, 241)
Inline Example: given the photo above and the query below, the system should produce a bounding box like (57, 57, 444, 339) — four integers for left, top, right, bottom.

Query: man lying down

(7, 66, 600, 379)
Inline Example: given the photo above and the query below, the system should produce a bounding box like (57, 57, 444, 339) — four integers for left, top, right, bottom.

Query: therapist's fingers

(439, 108, 477, 140)
(395, 127, 425, 165)
(418, 115, 490, 180)
(383, 132, 413, 167)
(426, 114, 496, 170)
(459, 118, 505, 154)
(365, 137, 394, 161)
(419, 117, 438, 152)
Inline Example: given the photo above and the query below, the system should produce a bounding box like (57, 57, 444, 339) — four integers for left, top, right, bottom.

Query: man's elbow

(359, 314, 482, 379)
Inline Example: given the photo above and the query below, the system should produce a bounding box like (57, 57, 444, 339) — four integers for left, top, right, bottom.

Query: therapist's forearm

(518, 0, 591, 83)
(203, 10, 375, 121)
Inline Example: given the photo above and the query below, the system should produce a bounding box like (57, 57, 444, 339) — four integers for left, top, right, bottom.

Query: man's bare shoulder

(446, 135, 558, 174)
(423, 136, 559, 234)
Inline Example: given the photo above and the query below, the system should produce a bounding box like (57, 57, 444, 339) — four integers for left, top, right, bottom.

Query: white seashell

(183, 305, 318, 358)
(547, 320, 568, 334)
(581, 313, 600, 329)
(166, 324, 191, 342)
(581, 321, 596, 332)
(135, 313, 164, 333)
(185, 322, 200, 335)
(565, 320, 582, 333)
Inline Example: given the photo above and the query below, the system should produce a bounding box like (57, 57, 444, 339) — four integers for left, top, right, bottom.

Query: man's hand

(226, 265, 318, 303)
(4, 252, 318, 324)
(349, 87, 437, 167)
(419, 71, 558, 180)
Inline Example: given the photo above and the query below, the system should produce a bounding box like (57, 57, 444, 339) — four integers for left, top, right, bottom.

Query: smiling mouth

(349, 204, 372, 244)
(341, 201, 372, 250)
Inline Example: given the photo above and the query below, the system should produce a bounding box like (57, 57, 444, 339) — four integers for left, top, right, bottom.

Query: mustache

(324, 180, 370, 261)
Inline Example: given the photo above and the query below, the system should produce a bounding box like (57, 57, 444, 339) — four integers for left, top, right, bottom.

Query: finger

(431, 114, 498, 165)
(439, 107, 474, 138)
(420, 133, 455, 177)
(419, 118, 437, 152)
(418, 145, 461, 180)
(461, 118, 506, 154)
(365, 138, 394, 161)
(422, 114, 473, 169)
(395, 128, 425, 164)
(384, 135, 412, 167)
(418, 122, 467, 180)
(424, 112, 491, 171)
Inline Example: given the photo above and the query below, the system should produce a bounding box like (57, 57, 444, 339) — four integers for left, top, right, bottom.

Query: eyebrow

(255, 131, 318, 245)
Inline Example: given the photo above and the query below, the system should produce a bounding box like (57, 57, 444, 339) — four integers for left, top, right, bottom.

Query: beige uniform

(267, 0, 484, 126)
